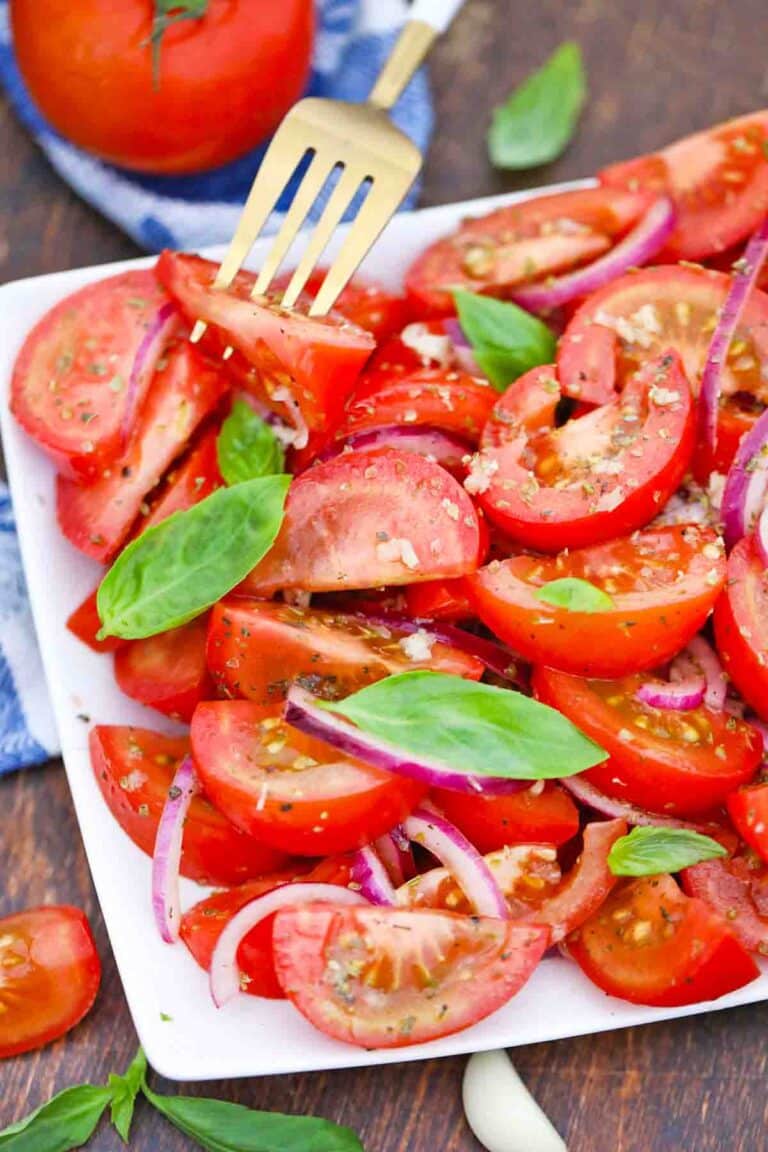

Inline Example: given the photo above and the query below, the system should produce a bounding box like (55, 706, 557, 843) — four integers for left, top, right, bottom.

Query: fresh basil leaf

(142, 1085, 364, 1152)
(217, 399, 285, 486)
(108, 1047, 147, 1143)
(97, 475, 290, 639)
(0, 1085, 110, 1152)
(321, 670, 605, 780)
(488, 42, 586, 170)
(453, 290, 556, 390)
(608, 826, 727, 877)
(535, 577, 615, 613)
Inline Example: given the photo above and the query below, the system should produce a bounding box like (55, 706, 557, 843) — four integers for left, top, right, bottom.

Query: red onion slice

(350, 844, 397, 905)
(121, 302, 180, 444)
(674, 635, 727, 712)
(699, 216, 768, 455)
(323, 425, 473, 474)
(374, 826, 415, 885)
(152, 755, 199, 944)
(561, 774, 726, 836)
(721, 407, 768, 548)
(285, 684, 530, 796)
(209, 882, 367, 1008)
(511, 197, 676, 313)
(635, 676, 706, 711)
(403, 806, 510, 919)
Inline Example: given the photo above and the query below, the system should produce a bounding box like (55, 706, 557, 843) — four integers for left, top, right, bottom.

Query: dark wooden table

(2, 2, 768, 1148)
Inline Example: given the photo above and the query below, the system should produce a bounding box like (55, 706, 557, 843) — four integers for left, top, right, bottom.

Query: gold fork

(189, 0, 466, 346)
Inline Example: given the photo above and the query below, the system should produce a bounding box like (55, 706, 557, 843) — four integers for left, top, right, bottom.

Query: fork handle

(368, 0, 465, 111)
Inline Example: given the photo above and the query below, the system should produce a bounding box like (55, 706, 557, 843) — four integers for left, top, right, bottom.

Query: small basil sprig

(0, 1085, 111, 1151)
(107, 1047, 146, 1142)
(217, 399, 285, 486)
(97, 475, 289, 639)
(608, 826, 727, 877)
(488, 42, 586, 170)
(453, 290, 556, 390)
(321, 670, 605, 780)
(535, 577, 615, 613)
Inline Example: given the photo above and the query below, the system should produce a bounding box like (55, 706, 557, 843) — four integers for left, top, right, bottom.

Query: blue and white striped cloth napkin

(0, 0, 433, 771)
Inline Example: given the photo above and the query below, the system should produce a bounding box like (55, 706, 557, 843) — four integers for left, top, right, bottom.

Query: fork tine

(280, 165, 365, 310)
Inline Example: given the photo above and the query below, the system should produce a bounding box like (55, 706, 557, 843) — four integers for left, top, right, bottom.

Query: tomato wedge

(399, 845, 563, 916)
(567, 873, 760, 1006)
(206, 599, 483, 704)
(273, 268, 409, 344)
(727, 785, 768, 864)
(114, 615, 213, 722)
(404, 187, 651, 317)
(156, 252, 374, 441)
(67, 588, 126, 653)
(241, 448, 481, 595)
(90, 725, 288, 884)
(431, 784, 580, 851)
(11, 269, 174, 480)
(0, 906, 101, 1058)
(142, 425, 222, 530)
(534, 667, 762, 817)
(466, 525, 725, 677)
(599, 112, 768, 261)
(714, 536, 768, 722)
(190, 700, 426, 855)
(56, 341, 227, 562)
(272, 904, 550, 1048)
(404, 577, 475, 622)
(682, 851, 768, 955)
(471, 355, 694, 551)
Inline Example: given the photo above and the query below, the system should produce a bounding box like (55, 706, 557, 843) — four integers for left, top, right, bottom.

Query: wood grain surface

(2, 2, 768, 1149)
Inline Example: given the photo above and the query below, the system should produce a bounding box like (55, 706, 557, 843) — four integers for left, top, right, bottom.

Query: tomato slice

(466, 525, 725, 677)
(206, 599, 483, 705)
(190, 700, 426, 855)
(114, 615, 213, 722)
(714, 536, 768, 722)
(399, 844, 563, 916)
(404, 577, 475, 622)
(682, 851, 768, 955)
(534, 667, 762, 817)
(156, 252, 374, 441)
(0, 906, 101, 1059)
(431, 784, 580, 852)
(142, 425, 222, 531)
(471, 355, 694, 551)
(89, 725, 288, 884)
(727, 785, 768, 864)
(600, 112, 768, 261)
(567, 873, 760, 1006)
(66, 588, 126, 653)
(56, 342, 227, 562)
(241, 447, 481, 595)
(404, 187, 651, 317)
(273, 268, 409, 344)
(11, 269, 174, 481)
(272, 903, 550, 1047)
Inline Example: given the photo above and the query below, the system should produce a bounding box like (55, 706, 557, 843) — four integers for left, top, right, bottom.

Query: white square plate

(1, 184, 766, 1081)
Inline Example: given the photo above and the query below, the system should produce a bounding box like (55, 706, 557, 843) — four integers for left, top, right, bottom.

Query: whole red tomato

(10, 0, 314, 174)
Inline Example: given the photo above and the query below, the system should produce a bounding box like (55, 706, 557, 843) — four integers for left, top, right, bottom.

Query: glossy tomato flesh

(67, 588, 126, 653)
(114, 615, 214, 722)
(714, 536, 768, 722)
(727, 785, 768, 865)
(141, 426, 223, 531)
(682, 851, 768, 955)
(431, 784, 579, 851)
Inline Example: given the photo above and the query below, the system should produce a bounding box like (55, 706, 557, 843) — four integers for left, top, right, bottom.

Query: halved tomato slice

(682, 851, 768, 955)
(714, 536, 768, 722)
(206, 599, 483, 704)
(142, 425, 222, 531)
(67, 588, 127, 653)
(56, 341, 227, 562)
(567, 873, 760, 1006)
(114, 615, 213, 722)
(404, 187, 651, 317)
(241, 447, 481, 595)
(431, 784, 579, 851)
(533, 667, 762, 817)
(599, 112, 768, 261)
(728, 785, 768, 864)
(272, 904, 550, 1047)
(466, 525, 725, 677)
(11, 269, 174, 480)
(471, 354, 694, 551)
(190, 700, 426, 855)
(404, 577, 475, 622)
(89, 725, 288, 884)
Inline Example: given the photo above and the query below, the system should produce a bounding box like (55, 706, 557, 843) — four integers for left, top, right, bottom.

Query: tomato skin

(727, 786, 768, 864)
(67, 588, 126, 653)
(682, 853, 768, 954)
(404, 577, 475, 622)
(11, 0, 314, 174)
(714, 536, 768, 722)
(692, 398, 762, 484)
(206, 599, 483, 705)
(0, 906, 101, 1058)
(89, 725, 288, 884)
(11, 270, 172, 480)
(568, 874, 760, 1007)
(273, 904, 550, 1048)
(533, 667, 762, 817)
(142, 426, 222, 531)
(190, 701, 426, 856)
(466, 525, 725, 677)
(114, 615, 214, 722)
(431, 785, 579, 852)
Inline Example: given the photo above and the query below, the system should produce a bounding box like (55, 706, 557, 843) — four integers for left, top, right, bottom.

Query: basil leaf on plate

(608, 826, 727, 877)
(0, 1084, 111, 1152)
(142, 1085, 365, 1152)
(321, 670, 605, 780)
(453, 290, 556, 390)
(488, 42, 586, 170)
(535, 577, 615, 613)
(217, 399, 285, 486)
(97, 474, 290, 639)
(108, 1047, 147, 1142)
